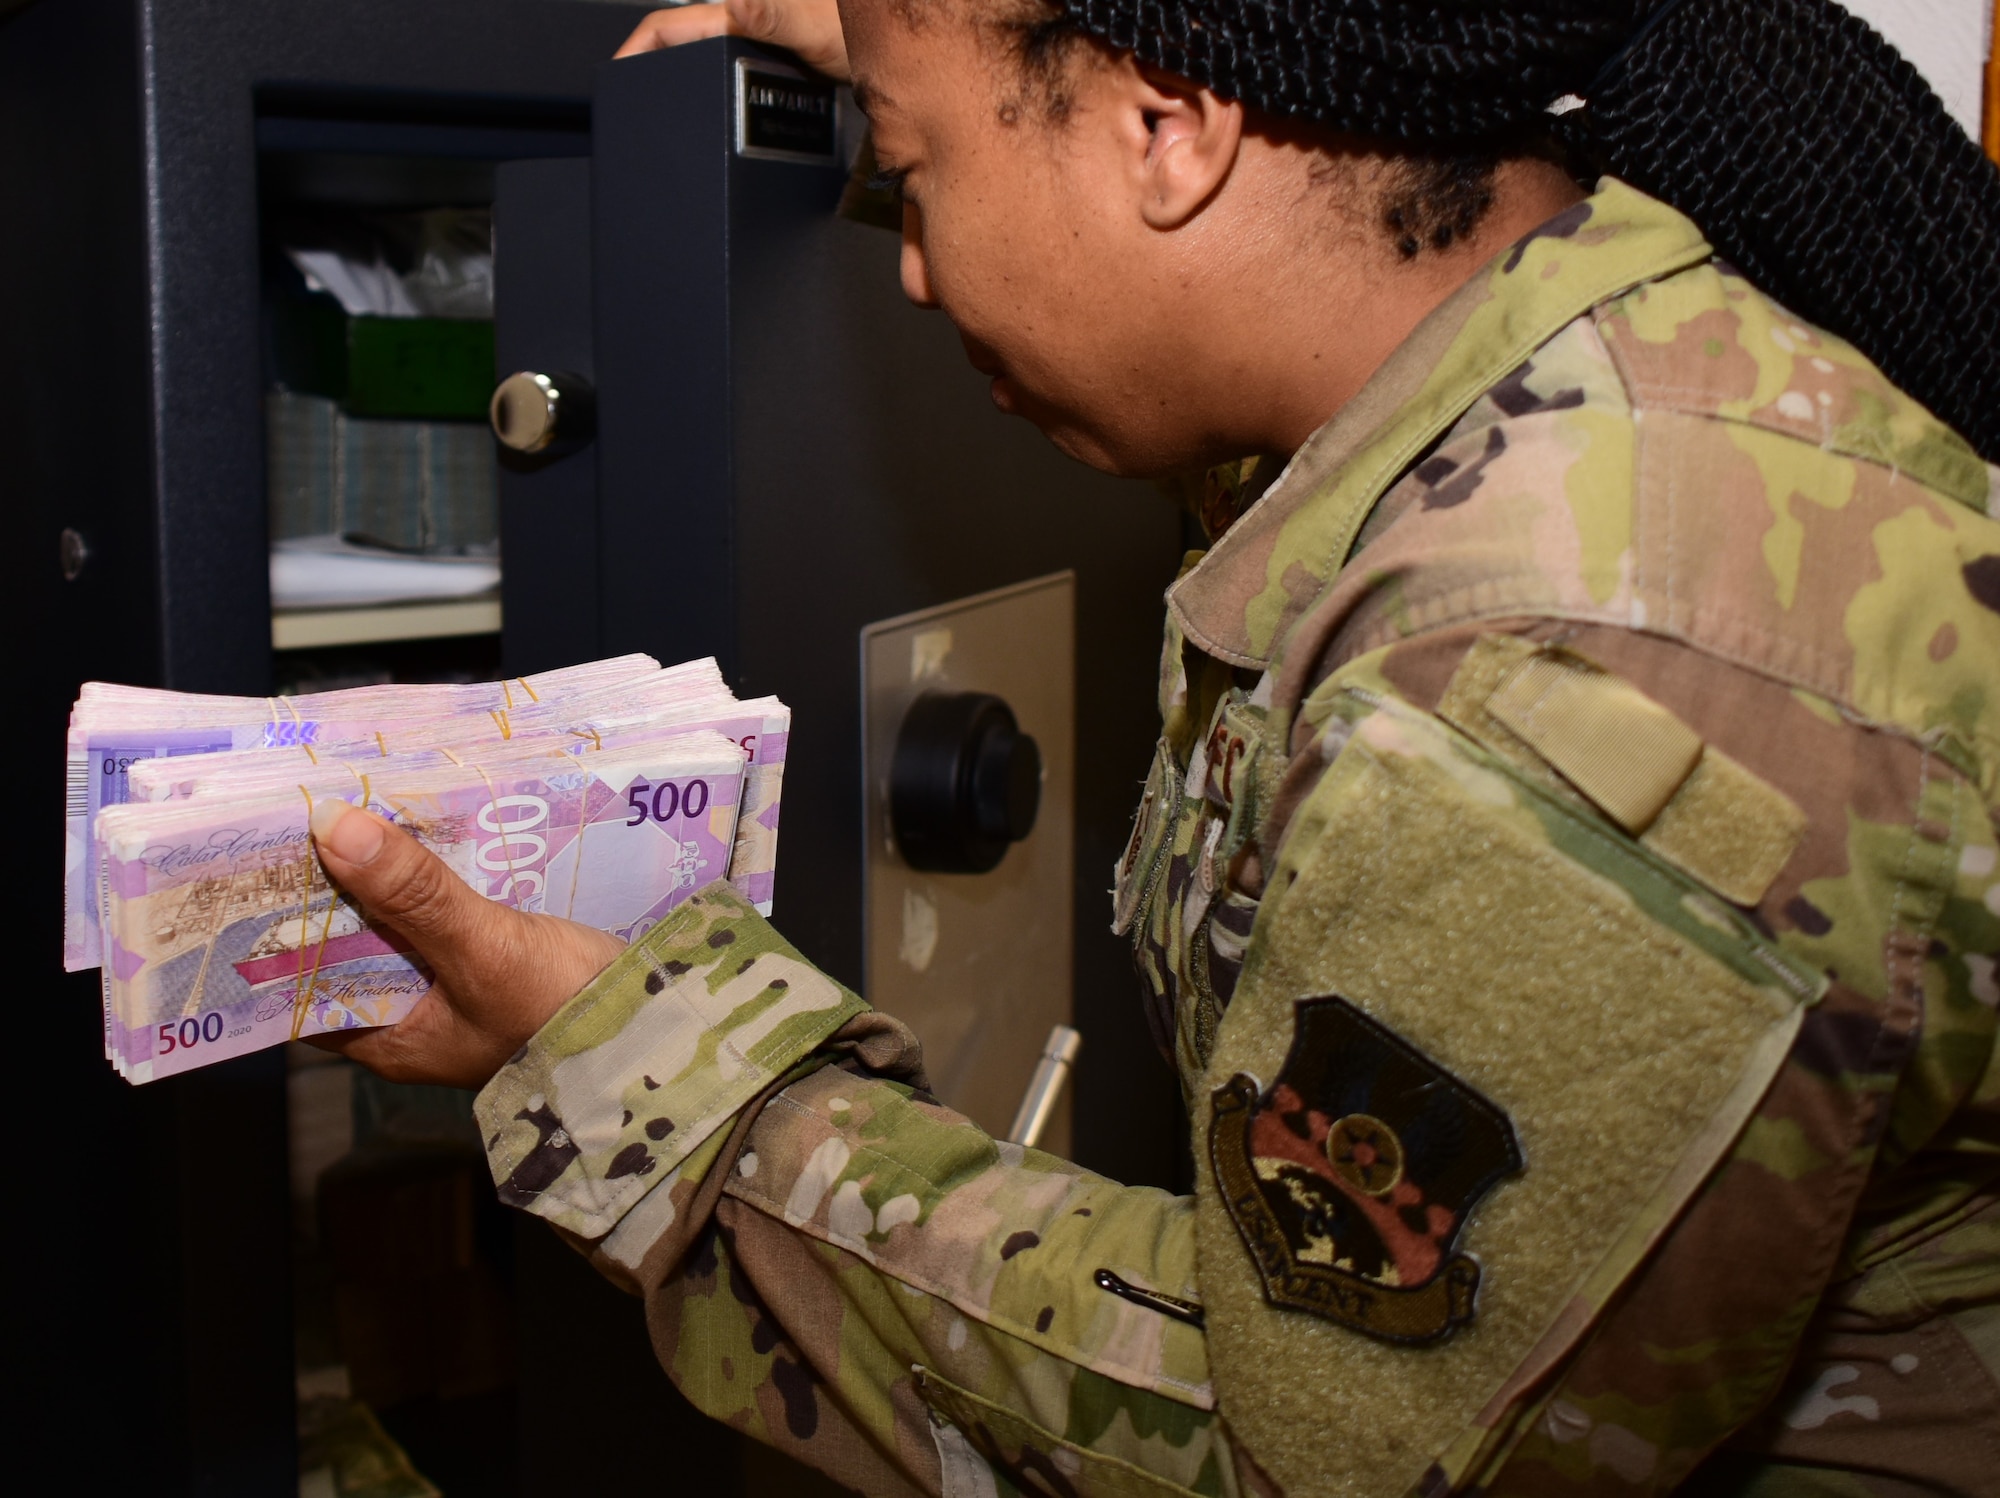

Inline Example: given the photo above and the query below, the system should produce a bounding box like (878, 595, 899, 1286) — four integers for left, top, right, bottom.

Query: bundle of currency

(66, 653, 669, 970)
(67, 657, 791, 1084)
(123, 673, 792, 913)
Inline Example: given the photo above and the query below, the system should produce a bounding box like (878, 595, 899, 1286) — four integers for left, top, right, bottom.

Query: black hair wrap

(1055, 0, 2000, 462)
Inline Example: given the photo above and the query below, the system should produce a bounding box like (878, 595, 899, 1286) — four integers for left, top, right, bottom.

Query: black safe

(3, 1, 1184, 1489)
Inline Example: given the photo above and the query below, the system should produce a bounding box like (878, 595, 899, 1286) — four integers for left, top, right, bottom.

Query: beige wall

(1838, 0, 1990, 140)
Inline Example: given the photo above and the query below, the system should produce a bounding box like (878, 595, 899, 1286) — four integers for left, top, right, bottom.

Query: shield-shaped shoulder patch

(1210, 996, 1523, 1344)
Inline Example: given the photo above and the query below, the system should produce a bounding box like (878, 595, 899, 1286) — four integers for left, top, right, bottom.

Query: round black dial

(889, 691, 1042, 874)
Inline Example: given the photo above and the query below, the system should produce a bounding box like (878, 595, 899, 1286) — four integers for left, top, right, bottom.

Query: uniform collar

(1166, 179, 1713, 671)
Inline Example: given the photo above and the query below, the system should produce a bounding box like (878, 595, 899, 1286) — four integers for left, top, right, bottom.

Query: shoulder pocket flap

(1444, 636, 1806, 906)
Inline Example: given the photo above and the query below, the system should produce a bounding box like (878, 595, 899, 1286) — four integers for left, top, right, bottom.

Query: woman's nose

(899, 202, 939, 309)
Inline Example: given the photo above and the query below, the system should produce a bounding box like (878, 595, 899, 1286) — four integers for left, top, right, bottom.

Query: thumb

(613, 4, 731, 59)
(309, 801, 493, 962)
(724, 0, 849, 80)
(724, 0, 796, 44)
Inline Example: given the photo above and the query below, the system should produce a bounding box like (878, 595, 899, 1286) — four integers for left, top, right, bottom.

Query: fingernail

(311, 800, 386, 866)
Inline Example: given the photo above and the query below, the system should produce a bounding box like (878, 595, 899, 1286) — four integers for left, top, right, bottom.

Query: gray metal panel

(862, 575, 1077, 1148)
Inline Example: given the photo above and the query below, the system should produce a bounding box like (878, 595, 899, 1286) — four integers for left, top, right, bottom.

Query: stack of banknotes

(65, 654, 789, 1083)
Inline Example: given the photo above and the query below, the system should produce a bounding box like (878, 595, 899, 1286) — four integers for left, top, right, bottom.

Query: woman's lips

(963, 348, 1014, 411)
(960, 331, 1002, 377)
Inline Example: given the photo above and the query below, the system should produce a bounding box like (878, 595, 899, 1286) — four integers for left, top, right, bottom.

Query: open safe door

(491, 36, 1187, 1494)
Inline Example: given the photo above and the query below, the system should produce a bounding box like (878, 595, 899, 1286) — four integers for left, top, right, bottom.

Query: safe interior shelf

(271, 595, 502, 650)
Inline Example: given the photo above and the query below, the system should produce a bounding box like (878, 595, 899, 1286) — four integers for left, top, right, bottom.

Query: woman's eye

(865, 164, 911, 199)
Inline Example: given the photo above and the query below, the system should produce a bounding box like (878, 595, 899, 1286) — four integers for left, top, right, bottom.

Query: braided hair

(1020, 0, 2000, 463)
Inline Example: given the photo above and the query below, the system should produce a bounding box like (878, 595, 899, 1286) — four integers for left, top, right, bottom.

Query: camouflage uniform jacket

(475, 179, 2000, 1497)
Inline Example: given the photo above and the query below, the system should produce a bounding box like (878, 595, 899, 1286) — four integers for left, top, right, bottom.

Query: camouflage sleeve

(477, 885, 1230, 1497)
(664, 1062, 1228, 1497)
(475, 883, 868, 1239)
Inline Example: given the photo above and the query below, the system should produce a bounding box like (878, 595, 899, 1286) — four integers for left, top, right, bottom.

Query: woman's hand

(615, 0, 850, 82)
(303, 801, 626, 1089)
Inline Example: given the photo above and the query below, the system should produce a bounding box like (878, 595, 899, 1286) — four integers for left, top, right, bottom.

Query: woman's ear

(1118, 64, 1244, 229)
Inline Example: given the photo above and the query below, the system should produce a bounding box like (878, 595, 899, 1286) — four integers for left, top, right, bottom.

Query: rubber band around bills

(292, 786, 318, 1039)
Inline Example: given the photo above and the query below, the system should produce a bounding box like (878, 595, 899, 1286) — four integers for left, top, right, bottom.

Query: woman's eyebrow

(851, 79, 897, 116)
